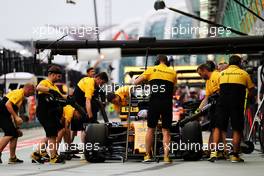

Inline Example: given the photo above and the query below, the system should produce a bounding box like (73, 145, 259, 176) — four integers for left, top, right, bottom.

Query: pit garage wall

(215, 0, 264, 63)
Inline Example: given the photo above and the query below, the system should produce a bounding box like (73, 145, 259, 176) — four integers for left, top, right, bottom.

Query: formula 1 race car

(60, 90, 251, 163)
(83, 88, 204, 163)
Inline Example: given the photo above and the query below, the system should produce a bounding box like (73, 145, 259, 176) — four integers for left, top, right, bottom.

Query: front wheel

(84, 124, 108, 162)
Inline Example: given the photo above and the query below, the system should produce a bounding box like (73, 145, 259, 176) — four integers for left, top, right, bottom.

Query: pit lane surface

(0, 128, 263, 176)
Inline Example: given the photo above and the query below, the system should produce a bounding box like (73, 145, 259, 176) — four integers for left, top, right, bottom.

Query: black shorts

(37, 95, 63, 137)
(0, 113, 19, 138)
(147, 97, 172, 129)
(70, 117, 82, 131)
(215, 96, 244, 132)
(208, 100, 218, 130)
(0, 97, 19, 138)
(70, 111, 98, 131)
(72, 87, 99, 131)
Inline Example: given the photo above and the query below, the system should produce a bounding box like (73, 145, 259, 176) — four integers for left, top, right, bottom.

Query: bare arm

(37, 85, 66, 99)
(134, 75, 146, 85)
(198, 96, 208, 110)
(247, 88, 254, 99)
(36, 84, 50, 93)
(86, 98, 93, 119)
(5, 101, 23, 125)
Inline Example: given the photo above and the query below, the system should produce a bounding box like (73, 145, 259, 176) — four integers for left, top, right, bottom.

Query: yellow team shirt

(141, 63, 177, 85)
(63, 105, 75, 123)
(77, 77, 95, 99)
(38, 79, 62, 95)
(205, 70, 220, 96)
(6, 88, 25, 107)
(220, 65, 254, 89)
(113, 86, 132, 111)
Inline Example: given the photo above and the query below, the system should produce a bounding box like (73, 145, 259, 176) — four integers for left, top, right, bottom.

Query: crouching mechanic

(134, 55, 177, 163)
(106, 85, 133, 113)
(56, 105, 82, 160)
(31, 65, 67, 164)
(0, 84, 35, 164)
(73, 72, 108, 158)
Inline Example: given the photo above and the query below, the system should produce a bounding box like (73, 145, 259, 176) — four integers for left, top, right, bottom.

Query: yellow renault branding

(121, 106, 139, 113)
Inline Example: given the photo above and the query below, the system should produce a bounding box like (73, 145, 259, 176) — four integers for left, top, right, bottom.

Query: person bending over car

(106, 85, 134, 113)
(73, 72, 108, 159)
(196, 61, 228, 161)
(134, 55, 177, 163)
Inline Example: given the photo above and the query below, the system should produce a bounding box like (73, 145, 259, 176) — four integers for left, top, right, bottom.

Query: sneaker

(40, 151, 50, 162)
(31, 152, 45, 164)
(80, 154, 85, 160)
(8, 156, 24, 164)
(230, 154, 244, 163)
(217, 151, 229, 160)
(202, 150, 210, 159)
(0, 153, 2, 164)
(163, 156, 172, 163)
(222, 151, 230, 160)
(208, 151, 218, 162)
(50, 155, 65, 164)
(142, 154, 153, 163)
(64, 154, 72, 160)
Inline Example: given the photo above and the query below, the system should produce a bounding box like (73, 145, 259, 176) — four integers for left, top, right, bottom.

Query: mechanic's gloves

(48, 89, 62, 98)
(194, 108, 201, 114)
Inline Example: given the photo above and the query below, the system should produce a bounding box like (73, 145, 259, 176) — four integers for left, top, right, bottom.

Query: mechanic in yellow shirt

(197, 61, 220, 120)
(57, 105, 81, 149)
(106, 85, 132, 112)
(134, 55, 177, 163)
(72, 72, 108, 159)
(31, 65, 66, 164)
(0, 84, 35, 164)
(73, 72, 108, 127)
(196, 61, 229, 160)
(211, 55, 254, 163)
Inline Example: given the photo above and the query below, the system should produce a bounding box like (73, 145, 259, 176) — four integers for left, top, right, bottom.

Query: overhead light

(154, 0, 166, 10)
(77, 48, 121, 62)
(100, 54, 105, 59)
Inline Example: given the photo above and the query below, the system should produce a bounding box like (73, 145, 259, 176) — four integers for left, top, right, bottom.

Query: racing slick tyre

(181, 121, 203, 161)
(84, 123, 108, 163)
